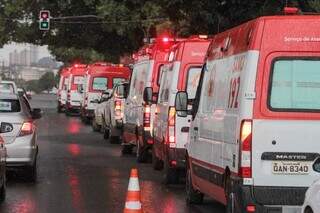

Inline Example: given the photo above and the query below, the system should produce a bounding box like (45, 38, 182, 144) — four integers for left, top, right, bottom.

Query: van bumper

(236, 185, 306, 212)
(168, 147, 186, 169)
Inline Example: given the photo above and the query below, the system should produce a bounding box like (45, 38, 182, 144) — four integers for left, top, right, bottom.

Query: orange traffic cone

(123, 168, 143, 213)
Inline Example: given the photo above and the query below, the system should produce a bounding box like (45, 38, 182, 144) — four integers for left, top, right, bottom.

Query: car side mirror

(143, 87, 153, 104)
(27, 94, 32, 100)
(175, 91, 188, 117)
(0, 122, 13, 133)
(313, 157, 320, 173)
(31, 108, 42, 120)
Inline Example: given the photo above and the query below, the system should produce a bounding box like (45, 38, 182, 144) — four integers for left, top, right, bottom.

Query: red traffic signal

(39, 10, 50, 20)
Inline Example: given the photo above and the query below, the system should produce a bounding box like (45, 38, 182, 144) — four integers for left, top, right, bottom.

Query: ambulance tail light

(168, 107, 176, 148)
(115, 100, 122, 117)
(239, 120, 252, 178)
(143, 104, 151, 130)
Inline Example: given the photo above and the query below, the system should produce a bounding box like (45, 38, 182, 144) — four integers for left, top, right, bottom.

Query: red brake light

(162, 37, 169, 43)
(246, 205, 256, 212)
(168, 107, 176, 148)
(284, 7, 299, 15)
(115, 100, 122, 116)
(239, 120, 252, 178)
(19, 121, 34, 136)
(143, 105, 151, 128)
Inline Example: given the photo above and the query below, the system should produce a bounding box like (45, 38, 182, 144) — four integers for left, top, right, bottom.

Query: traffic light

(39, 10, 50, 30)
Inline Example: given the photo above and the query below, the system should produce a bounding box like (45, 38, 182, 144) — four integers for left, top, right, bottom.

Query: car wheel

(186, 164, 203, 204)
(92, 119, 101, 132)
(26, 158, 37, 182)
(152, 146, 163, 170)
(0, 172, 6, 202)
(121, 145, 133, 155)
(163, 159, 179, 184)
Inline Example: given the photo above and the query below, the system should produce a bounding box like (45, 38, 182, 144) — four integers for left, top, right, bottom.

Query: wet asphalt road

(0, 94, 225, 213)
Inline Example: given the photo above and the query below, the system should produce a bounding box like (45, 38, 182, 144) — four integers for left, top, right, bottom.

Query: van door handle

(181, 127, 189, 132)
(194, 127, 198, 131)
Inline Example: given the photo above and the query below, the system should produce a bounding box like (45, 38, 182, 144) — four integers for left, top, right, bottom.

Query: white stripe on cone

(125, 201, 142, 210)
(128, 177, 140, 191)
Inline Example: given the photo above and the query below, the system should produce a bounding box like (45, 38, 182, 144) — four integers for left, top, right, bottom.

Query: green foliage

(0, 0, 319, 63)
(26, 80, 41, 93)
(38, 72, 55, 92)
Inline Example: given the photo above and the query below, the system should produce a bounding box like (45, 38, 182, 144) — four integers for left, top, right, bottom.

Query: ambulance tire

(152, 146, 163, 170)
(121, 145, 133, 155)
(109, 136, 120, 144)
(304, 207, 313, 213)
(92, 119, 101, 132)
(163, 159, 179, 185)
(186, 165, 203, 204)
(137, 145, 149, 163)
(225, 175, 241, 213)
(57, 105, 62, 113)
(103, 128, 110, 140)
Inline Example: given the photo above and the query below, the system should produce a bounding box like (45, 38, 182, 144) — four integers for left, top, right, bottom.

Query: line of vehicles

(0, 79, 42, 201)
(56, 9, 320, 213)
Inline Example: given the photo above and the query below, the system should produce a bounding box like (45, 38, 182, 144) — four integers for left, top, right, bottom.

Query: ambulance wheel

(92, 119, 101, 132)
(152, 146, 163, 170)
(137, 145, 149, 163)
(57, 105, 62, 113)
(304, 207, 314, 213)
(163, 159, 179, 184)
(186, 165, 203, 204)
(225, 176, 240, 213)
(110, 136, 120, 144)
(103, 128, 110, 140)
(121, 145, 133, 155)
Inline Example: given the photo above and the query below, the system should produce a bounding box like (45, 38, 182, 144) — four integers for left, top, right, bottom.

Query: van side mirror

(31, 108, 42, 120)
(0, 122, 13, 133)
(143, 87, 153, 104)
(175, 91, 188, 117)
(123, 84, 129, 99)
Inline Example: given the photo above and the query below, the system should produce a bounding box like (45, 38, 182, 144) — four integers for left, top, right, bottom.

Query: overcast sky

(0, 42, 52, 65)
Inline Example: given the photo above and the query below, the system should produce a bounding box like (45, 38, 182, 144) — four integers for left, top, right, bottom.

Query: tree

(38, 72, 55, 92)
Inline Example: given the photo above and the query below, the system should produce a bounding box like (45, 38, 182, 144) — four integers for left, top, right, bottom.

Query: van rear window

(113, 78, 125, 86)
(269, 59, 320, 111)
(0, 83, 14, 94)
(92, 77, 108, 91)
(0, 99, 20, 112)
(186, 67, 202, 99)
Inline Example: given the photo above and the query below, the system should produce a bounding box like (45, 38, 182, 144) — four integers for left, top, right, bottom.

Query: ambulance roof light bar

(283, 7, 299, 15)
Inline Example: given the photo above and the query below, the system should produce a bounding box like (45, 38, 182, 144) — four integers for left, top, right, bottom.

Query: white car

(0, 80, 18, 94)
(302, 169, 320, 213)
(0, 93, 41, 181)
(102, 82, 128, 144)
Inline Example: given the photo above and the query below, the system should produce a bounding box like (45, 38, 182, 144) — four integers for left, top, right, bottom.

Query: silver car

(0, 93, 41, 181)
(0, 122, 9, 201)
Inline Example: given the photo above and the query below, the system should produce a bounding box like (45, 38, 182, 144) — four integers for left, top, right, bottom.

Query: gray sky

(0, 42, 52, 65)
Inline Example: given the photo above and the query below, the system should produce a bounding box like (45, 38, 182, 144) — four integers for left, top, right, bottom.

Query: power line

(51, 18, 168, 24)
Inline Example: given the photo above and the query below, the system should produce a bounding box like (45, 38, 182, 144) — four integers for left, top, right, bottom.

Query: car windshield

(0, 84, 14, 94)
(269, 59, 320, 111)
(0, 99, 20, 112)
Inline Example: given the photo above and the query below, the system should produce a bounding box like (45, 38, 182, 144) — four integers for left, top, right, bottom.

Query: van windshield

(92, 77, 108, 91)
(186, 67, 202, 99)
(113, 78, 125, 86)
(269, 59, 320, 111)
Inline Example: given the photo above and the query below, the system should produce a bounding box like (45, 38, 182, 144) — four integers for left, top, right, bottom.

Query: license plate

(272, 161, 309, 175)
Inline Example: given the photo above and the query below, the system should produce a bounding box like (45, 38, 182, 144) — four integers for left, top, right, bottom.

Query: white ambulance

(175, 10, 320, 212)
(152, 35, 210, 184)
